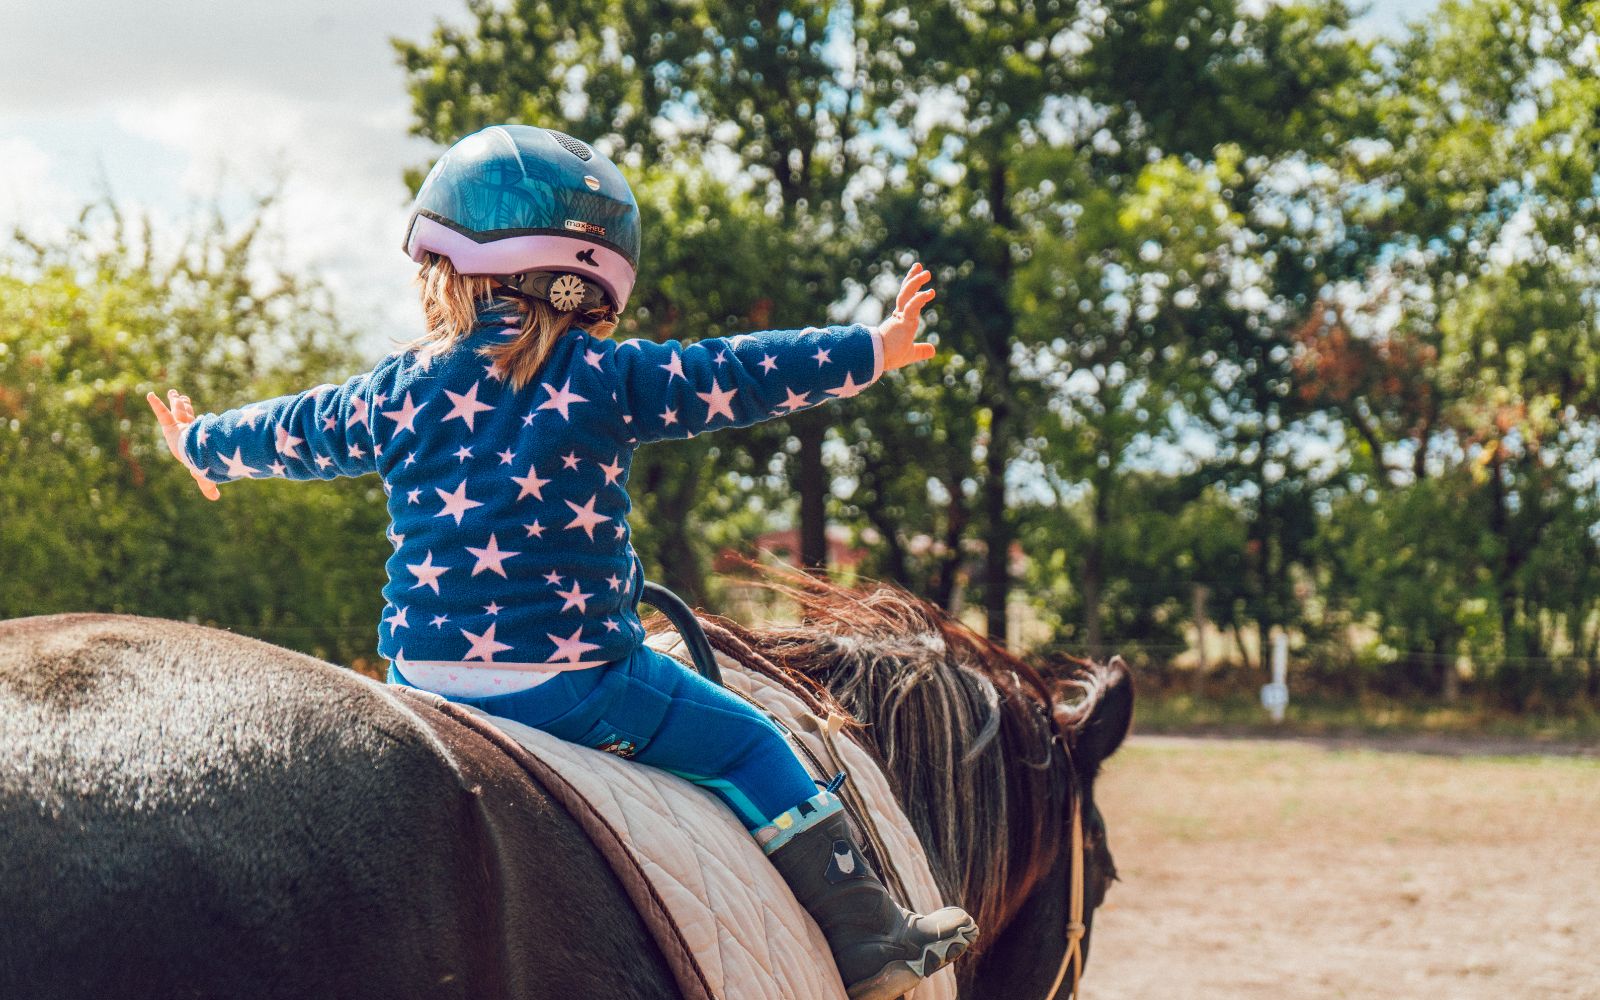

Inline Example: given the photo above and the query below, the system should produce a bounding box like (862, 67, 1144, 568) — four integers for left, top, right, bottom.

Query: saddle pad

(649, 633, 960, 1000)
(412, 637, 959, 1000)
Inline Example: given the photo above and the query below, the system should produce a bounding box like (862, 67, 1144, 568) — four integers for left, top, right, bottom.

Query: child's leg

(578, 645, 821, 829)
(596, 646, 977, 999)
(390, 651, 814, 827)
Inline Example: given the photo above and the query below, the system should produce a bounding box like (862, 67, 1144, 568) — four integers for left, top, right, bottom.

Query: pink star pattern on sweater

(461, 622, 512, 661)
(697, 381, 739, 422)
(275, 427, 303, 457)
(383, 393, 425, 435)
(466, 533, 520, 578)
(221, 448, 258, 479)
(547, 626, 600, 663)
(442, 382, 493, 431)
(180, 306, 884, 678)
(407, 551, 451, 594)
(435, 479, 482, 525)
(555, 580, 594, 613)
(537, 378, 587, 420)
(564, 495, 609, 540)
(512, 464, 550, 501)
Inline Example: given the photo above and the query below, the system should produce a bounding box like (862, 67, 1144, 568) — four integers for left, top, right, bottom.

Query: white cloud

(0, 1, 454, 114)
(0, 137, 77, 242)
(92, 86, 433, 354)
(0, 0, 466, 357)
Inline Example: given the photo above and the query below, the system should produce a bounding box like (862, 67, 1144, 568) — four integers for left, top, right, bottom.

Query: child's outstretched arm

(612, 263, 937, 444)
(147, 366, 389, 490)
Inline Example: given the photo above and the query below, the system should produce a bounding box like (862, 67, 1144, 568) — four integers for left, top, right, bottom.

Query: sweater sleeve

(182, 366, 388, 484)
(610, 323, 884, 445)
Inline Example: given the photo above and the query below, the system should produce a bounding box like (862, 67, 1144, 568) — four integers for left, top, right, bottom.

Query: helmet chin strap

(490, 279, 539, 306)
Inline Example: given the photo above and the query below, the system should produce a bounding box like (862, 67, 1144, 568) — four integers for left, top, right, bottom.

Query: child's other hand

(146, 389, 221, 501)
(877, 263, 937, 371)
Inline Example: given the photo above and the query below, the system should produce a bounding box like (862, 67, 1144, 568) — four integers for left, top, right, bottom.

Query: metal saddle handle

(639, 581, 724, 687)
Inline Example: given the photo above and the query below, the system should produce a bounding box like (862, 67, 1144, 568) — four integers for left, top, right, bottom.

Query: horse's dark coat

(963, 661, 1132, 999)
(0, 614, 675, 1000)
(1, 610, 1131, 999)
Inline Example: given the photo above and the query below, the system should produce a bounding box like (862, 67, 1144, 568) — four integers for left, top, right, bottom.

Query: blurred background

(3, 2, 1599, 994)
(5, 0, 1596, 724)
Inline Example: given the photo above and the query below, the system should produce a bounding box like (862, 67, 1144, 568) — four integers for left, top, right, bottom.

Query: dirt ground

(1085, 735, 1600, 1000)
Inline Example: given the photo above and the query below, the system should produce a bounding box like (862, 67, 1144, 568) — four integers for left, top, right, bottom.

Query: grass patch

(1133, 690, 1600, 745)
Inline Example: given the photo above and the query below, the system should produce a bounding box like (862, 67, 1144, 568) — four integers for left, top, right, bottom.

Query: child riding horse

(148, 123, 975, 999)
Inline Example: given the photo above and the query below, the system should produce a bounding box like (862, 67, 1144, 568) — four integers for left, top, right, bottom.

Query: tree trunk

(1251, 459, 1273, 676)
(931, 470, 969, 612)
(981, 409, 1010, 643)
(1082, 479, 1108, 657)
(1081, 546, 1103, 657)
(1441, 644, 1460, 704)
(1585, 605, 1600, 702)
(795, 411, 828, 570)
(1192, 584, 1210, 672)
(853, 450, 912, 588)
(639, 454, 707, 604)
(1231, 623, 1253, 672)
(1486, 449, 1516, 667)
(980, 159, 1015, 644)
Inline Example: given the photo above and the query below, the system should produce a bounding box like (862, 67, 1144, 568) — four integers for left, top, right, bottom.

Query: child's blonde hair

(411, 253, 618, 390)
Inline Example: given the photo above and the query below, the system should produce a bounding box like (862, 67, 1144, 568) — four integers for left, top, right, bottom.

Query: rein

(946, 680, 1088, 1000)
(1042, 787, 1086, 1000)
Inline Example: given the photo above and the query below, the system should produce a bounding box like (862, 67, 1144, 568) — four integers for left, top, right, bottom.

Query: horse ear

(1060, 656, 1134, 784)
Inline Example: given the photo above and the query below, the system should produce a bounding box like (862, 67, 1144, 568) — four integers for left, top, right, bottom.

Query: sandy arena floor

(1085, 736, 1600, 1000)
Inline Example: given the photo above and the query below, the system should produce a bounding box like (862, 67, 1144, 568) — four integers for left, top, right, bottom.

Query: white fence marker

(1260, 631, 1289, 723)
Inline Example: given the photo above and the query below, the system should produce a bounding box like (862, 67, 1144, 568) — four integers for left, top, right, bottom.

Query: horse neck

(820, 657, 1069, 942)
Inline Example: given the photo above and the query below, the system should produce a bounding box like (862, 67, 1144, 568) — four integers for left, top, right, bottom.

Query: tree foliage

(0, 205, 390, 667)
(8, 0, 1600, 710)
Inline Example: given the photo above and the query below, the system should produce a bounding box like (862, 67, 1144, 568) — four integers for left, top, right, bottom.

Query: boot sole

(845, 918, 979, 1000)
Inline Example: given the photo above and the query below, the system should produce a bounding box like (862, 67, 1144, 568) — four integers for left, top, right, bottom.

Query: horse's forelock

(1052, 654, 1134, 784)
(1051, 655, 1114, 730)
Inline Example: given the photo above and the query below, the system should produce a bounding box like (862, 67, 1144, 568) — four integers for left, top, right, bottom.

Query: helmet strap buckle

(496, 270, 609, 313)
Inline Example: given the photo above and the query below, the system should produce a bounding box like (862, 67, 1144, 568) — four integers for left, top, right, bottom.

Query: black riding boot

(761, 794, 978, 1000)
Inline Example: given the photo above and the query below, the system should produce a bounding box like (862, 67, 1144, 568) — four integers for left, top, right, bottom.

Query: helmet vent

(547, 129, 594, 161)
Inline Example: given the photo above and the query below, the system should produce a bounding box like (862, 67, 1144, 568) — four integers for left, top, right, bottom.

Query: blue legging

(389, 644, 819, 829)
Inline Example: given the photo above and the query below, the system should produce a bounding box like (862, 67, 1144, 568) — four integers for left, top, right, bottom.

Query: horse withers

(0, 582, 1131, 999)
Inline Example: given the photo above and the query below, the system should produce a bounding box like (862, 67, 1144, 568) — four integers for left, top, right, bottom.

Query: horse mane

(666, 568, 1111, 945)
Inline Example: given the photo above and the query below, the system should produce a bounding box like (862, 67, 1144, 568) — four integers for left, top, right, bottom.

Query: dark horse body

(0, 587, 1130, 999)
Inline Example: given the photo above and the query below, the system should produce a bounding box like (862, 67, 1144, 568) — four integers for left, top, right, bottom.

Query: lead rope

(1042, 791, 1086, 1000)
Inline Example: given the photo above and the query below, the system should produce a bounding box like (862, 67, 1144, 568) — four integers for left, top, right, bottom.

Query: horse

(0, 575, 1131, 999)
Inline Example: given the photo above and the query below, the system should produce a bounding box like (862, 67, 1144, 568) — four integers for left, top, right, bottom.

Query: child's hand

(146, 389, 221, 501)
(877, 263, 938, 371)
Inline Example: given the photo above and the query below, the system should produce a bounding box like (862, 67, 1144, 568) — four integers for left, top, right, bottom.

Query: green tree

(857, 0, 1371, 643)
(1301, 0, 1600, 701)
(0, 204, 389, 666)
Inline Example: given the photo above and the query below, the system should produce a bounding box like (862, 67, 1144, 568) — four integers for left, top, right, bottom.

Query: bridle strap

(1042, 789, 1086, 1000)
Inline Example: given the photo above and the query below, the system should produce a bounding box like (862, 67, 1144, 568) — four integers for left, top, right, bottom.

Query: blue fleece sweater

(183, 299, 884, 671)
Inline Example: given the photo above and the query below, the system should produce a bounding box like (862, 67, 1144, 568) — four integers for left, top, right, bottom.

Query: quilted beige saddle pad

(414, 636, 959, 1000)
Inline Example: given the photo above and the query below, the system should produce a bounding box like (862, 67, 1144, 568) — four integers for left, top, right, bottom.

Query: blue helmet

(403, 124, 641, 313)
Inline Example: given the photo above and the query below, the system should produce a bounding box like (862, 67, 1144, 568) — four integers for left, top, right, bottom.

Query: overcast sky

(0, 0, 1441, 357)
